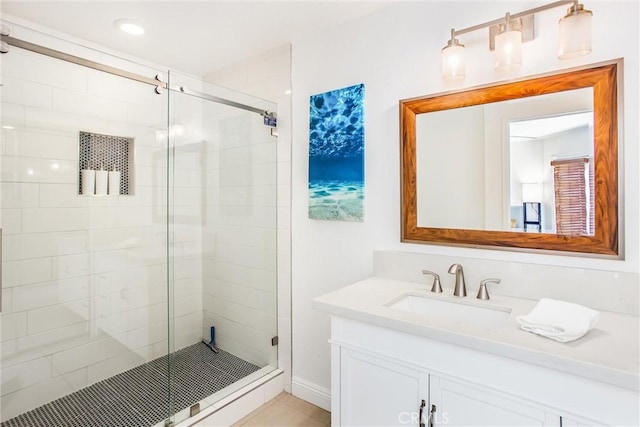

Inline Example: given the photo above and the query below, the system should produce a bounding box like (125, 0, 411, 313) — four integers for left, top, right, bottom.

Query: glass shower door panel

(167, 73, 278, 424)
(0, 36, 172, 426)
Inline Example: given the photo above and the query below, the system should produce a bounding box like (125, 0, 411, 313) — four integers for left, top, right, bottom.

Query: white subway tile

(173, 276, 202, 298)
(120, 320, 166, 350)
(51, 335, 129, 375)
(24, 106, 108, 135)
(87, 72, 157, 107)
(125, 282, 167, 310)
(1, 76, 53, 109)
(2, 288, 13, 313)
(0, 312, 27, 342)
(104, 206, 156, 228)
(89, 207, 107, 229)
(1, 182, 39, 209)
(1, 322, 91, 369)
(127, 103, 165, 127)
(173, 258, 201, 280)
(211, 242, 276, 271)
(174, 311, 202, 337)
(1, 356, 51, 396)
(88, 226, 153, 252)
(9, 129, 78, 160)
(51, 253, 90, 279)
(174, 330, 202, 351)
(22, 208, 90, 232)
(0, 103, 25, 129)
(127, 244, 165, 267)
(127, 302, 167, 332)
(91, 249, 128, 274)
(20, 53, 87, 91)
(53, 88, 128, 122)
(0, 209, 22, 235)
(26, 300, 90, 335)
(1, 231, 89, 262)
(1, 156, 76, 184)
(12, 276, 90, 311)
(174, 294, 201, 318)
(97, 311, 129, 337)
(2, 257, 52, 288)
(86, 349, 149, 385)
(39, 184, 90, 208)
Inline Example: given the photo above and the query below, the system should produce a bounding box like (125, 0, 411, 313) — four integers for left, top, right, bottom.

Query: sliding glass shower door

(0, 24, 277, 426)
(166, 72, 278, 425)
(0, 34, 174, 426)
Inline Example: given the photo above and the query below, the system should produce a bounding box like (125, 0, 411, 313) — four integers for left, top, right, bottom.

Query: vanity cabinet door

(429, 375, 558, 426)
(340, 348, 429, 427)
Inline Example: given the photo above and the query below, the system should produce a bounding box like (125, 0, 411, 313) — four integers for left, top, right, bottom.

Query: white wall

(416, 106, 485, 229)
(290, 0, 639, 409)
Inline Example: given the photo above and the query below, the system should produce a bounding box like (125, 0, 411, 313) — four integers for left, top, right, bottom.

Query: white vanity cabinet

(330, 316, 636, 427)
(339, 347, 428, 426)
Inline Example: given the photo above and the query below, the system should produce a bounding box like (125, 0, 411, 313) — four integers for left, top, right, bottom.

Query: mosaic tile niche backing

(79, 131, 133, 195)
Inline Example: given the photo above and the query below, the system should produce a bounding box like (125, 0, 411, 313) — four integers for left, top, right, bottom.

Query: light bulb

(441, 29, 465, 81)
(495, 14, 522, 72)
(558, 2, 592, 59)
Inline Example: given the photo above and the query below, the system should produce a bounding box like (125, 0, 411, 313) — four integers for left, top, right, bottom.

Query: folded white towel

(517, 298, 600, 343)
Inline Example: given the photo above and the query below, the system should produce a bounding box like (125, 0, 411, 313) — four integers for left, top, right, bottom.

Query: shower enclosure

(0, 22, 278, 427)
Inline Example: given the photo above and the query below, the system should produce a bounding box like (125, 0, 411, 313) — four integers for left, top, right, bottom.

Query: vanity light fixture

(441, 0, 592, 80)
(442, 29, 465, 81)
(558, 2, 593, 59)
(494, 13, 522, 71)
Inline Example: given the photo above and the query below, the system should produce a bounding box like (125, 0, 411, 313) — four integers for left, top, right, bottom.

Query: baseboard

(291, 376, 331, 411)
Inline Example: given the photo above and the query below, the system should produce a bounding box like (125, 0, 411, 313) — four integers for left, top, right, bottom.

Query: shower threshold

(2, 343, 261, 427)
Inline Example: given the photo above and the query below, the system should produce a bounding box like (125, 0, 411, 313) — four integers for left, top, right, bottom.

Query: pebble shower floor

(2, 344, 260, 427)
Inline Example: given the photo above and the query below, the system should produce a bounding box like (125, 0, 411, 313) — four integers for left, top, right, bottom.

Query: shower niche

(78, 130, 134, 196)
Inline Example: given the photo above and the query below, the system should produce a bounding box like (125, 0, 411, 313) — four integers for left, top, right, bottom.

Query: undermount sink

(386, 293, 512, 325)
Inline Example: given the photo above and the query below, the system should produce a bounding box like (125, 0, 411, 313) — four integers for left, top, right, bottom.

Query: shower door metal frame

(0, 34, 276, 120)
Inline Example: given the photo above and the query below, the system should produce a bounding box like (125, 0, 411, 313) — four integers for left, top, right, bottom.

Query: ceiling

(1, 1, 393, 76)
(510, 111, 593, 142)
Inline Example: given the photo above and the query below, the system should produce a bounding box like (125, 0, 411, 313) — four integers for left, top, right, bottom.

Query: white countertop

(313, 277, 640, 391)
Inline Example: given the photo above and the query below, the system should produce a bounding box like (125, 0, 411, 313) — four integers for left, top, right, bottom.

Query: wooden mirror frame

(400, 61, 620, 256)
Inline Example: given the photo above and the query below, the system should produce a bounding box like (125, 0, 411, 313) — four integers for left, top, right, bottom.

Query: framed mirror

(400, 61, 620, 256)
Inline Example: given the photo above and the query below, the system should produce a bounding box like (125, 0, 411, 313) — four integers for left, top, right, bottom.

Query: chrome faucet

(448, 263, 467, 297)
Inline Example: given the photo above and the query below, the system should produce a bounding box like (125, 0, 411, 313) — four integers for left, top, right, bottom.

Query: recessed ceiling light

(114, 19, 145, 36)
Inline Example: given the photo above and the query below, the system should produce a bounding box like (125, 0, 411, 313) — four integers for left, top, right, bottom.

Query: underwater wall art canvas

(308, 83, 364, 221)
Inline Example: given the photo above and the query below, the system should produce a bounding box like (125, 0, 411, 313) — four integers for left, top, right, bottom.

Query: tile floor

(231, 393, 331, 427)
(2, 344, 260, 427)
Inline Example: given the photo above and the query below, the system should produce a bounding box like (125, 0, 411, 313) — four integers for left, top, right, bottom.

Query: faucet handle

(477, 278, 501, 300)
(422, 270, 443, 293)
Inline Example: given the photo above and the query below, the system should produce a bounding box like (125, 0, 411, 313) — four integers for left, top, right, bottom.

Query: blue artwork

(308, 83, 364, 221)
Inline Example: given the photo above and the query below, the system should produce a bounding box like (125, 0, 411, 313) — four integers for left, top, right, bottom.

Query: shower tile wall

(200, 97, 278, 369)
(203, 44, 292, 391)
(0, 41, 203, 420)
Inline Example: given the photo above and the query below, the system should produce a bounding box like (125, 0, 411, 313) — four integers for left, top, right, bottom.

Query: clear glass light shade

(495, 30, 522, 71)
(442, 44, 466, 81)
(558, 8, 592, 59)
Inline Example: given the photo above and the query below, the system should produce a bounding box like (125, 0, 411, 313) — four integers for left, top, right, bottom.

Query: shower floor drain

(1, 344, 261, 427)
